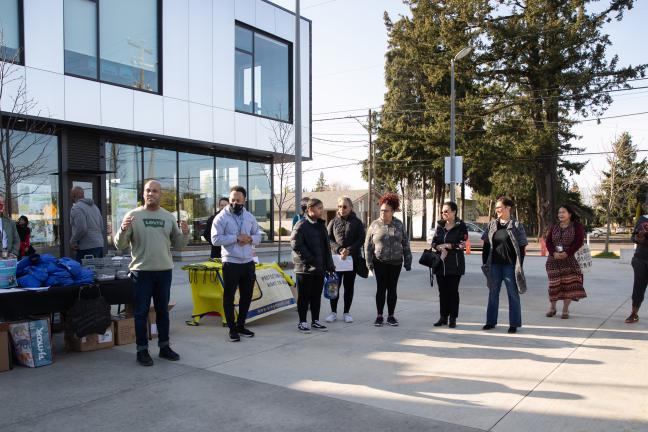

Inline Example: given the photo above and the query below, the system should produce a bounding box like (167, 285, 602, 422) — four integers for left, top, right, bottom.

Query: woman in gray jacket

(365, 193, 412, 327)
(481, 197, 528, 334)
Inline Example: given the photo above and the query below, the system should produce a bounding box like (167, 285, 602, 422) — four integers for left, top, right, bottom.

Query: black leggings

(632, 257, 648, 308)
(436, 274, 461, 319)
(296, 273, 324, 323)
(374, 260, 401, 316)
(330, 271, 356, 313)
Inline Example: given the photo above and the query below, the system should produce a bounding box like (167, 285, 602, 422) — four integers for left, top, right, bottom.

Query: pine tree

(313, 171, 328, 192)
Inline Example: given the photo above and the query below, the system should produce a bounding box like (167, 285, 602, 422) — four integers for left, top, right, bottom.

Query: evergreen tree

(313, 171, 329, 192)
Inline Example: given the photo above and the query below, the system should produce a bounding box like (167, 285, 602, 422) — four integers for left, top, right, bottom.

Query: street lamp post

(449, 47, 472, 203)
(294, 0, 302, 212)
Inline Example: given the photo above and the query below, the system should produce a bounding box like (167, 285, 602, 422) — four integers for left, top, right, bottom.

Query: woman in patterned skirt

(545, 204, 587, 319)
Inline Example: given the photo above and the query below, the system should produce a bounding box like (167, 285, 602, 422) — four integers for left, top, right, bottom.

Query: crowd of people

(5, 178, 632, 367)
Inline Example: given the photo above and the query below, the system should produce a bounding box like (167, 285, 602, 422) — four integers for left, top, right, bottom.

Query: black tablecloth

(0, 279, 134, 321)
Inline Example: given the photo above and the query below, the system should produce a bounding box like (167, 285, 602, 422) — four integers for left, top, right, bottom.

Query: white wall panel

(302, 125, 311, 158)
(189, 103, 213, 142)
(255, 0, 275, 34)
(274, 9, 295, 42)
(162, 0, 189, 100)
(235, 0, 255, 26)
(213, 107, 235, 145)
(64, 76, 100, 125)
(24, 0, 64, 73)
(101, 84, 134, 130)
(255, 118, 274, 152)
(134, 91, 164, 135)
(189, 0, 213, 105)
(0, 64, 25, 113)
(235, 112, 256, 150)
(300, 19, 311, 126)
(213, 0, 235, 110)
(164, 97, 190, 138)
(26, 68, 64, 120)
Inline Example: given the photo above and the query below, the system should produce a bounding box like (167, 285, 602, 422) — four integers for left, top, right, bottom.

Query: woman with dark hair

(204, 197, 229, 259)
(365, 192, 412, 327)
(291, 198, 335, 333)
(326, 196, 365, 323)
(430, 201, 468, 328)
(16, 215, 32, 259)
(628, 206, 648, 323)
(544, 204, 587, 319)
(482, 196, 528, 334)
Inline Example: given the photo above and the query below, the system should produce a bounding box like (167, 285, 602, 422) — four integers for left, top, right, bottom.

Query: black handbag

(419, 248, 441, 269)
(355, 256, 369, 279)
(67, 284, 112, 338)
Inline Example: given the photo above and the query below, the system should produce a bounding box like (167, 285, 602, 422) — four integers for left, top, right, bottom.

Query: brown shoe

(546, 309, 557, 317)
(561, 312, 569, 319)
(625, 313, 639, 324)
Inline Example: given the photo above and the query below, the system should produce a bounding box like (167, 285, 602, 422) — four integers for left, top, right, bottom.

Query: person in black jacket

(429, 201, 468, 328)
(291, 198, 335, 333)
(325, 197, 365, 323)
(628, 212, 648, 323)
(203, 197, 229, 258)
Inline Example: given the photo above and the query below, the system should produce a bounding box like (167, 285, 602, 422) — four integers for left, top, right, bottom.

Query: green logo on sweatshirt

(142, 218, 165, 228)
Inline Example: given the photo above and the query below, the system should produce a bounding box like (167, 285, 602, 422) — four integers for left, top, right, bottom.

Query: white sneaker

(325, 312, 337, 322)
(343, 313, 354, 323)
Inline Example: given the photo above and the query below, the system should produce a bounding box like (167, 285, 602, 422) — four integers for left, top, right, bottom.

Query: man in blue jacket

(211, 186, 261, 342)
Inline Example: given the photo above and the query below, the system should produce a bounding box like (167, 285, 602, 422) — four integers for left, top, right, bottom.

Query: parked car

(427, 221, 484, 250)
(615, 226, 630, 234)
(590, 228, 607, 238)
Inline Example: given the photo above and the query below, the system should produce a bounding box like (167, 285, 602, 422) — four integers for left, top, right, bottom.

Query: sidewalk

(0, 254, 646, 431)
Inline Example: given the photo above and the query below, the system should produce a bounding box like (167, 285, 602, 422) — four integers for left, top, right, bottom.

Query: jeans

(436, 274, 461, 319)
(486, 264, 522, 327)
(296, 273, 324, 323)
(631, 256, 648, 308)
(330, 271, 356, 314)
(222, 261, 256, 329)
(374, 260, 401, 316)
(76, 247, 104, 262)
(131, 270, 172, 352)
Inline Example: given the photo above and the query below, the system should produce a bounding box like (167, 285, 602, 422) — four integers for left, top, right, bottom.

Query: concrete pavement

(0, 253, 646, 431)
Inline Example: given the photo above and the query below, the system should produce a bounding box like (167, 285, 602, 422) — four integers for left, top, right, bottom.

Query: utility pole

(367, 109, 373, 226)
(294, 0, 302, 212)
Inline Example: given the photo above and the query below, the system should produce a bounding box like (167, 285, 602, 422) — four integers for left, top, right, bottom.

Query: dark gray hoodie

(70, 198, 104, 250)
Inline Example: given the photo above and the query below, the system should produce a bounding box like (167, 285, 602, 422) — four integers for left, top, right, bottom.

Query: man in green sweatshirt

(114, 180, 188, 366)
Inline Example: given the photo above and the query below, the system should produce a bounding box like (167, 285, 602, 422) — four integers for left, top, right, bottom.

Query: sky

(274, 0, 648, 203)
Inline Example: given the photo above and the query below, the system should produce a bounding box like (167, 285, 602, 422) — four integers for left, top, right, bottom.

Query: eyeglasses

(337, 205, 348, 209)
(441, 210, 453, 214)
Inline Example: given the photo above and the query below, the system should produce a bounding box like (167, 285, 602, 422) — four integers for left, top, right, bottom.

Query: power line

(313, 151, 364, 162)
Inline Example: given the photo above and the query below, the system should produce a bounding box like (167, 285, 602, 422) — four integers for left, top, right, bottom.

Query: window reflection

(105, 142, 141, 245)
(248, 161, 272, 242)
(64, 0, 98, 79)
(179, 152, 214, 245)
(0, 0, 20, 61)
(143, 148, 177, 214)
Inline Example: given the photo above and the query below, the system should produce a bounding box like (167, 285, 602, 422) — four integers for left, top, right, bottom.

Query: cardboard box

(148, 301, 176, 340)
(112, 315, 136, 346)
(66, 323, 114, 352)
(8, 319, 53, 368)
(0, 323, 12, 373)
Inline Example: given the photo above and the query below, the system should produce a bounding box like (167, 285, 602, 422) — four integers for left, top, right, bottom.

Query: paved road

(1, 254, 646, 432)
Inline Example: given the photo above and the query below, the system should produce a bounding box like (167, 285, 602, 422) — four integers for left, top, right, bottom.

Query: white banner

(242, 267, 296, 323)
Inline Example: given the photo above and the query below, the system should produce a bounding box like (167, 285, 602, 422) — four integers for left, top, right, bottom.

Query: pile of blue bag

(16, 254, 95, 288)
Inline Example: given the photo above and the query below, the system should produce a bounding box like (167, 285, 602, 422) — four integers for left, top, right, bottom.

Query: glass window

(254, 33, 290, 121)
(64, 0, 98, 79)
(235, 26, 253, 52)
(0, 0, 21, 62)
(235, 24, 291, 122)
(143, 148, 177, 214)
(216, 157, 247, 202)
(105, 142, 141, 246)
(248, 162, 272, 242)
(179, 152, 214, 245)
(0, 131, 60, 255)
(235, 51, 253, 113)
(100, 0, 159, 92)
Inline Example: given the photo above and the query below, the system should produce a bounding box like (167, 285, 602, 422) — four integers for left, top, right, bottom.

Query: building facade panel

(235, 112, 257, 150)
(163, 97, 190, 138)
(234, 0, 255, 26)
(25, 67, 65, 120)
(162, 0, 190, 100)
(100, 84, 134, 130)
(133, 90, 164, 134)
(24, 0, 64, 73)
(212, 107, 235, 145)
(64, 76, 101, 125)
(212, 0, 235, 111)
(255, 0, 276, 34)
(274, 8, 295, 42)
(189, 102, 213, 142)
(188, 0, 213, 106)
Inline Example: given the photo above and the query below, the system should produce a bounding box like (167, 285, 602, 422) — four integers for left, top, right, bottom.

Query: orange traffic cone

(540, 238, 547, 256)
(465, 238, 471, 255)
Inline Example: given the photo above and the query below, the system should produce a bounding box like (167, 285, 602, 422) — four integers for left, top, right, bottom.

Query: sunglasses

(441, 210, 454, 214)
(338, 205, 348, 209)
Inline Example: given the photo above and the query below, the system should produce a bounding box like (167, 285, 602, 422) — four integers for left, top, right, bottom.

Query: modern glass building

(0, 0, 312, 257)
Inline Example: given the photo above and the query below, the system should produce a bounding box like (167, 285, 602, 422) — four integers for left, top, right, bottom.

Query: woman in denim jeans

(481, 197, 528, 334)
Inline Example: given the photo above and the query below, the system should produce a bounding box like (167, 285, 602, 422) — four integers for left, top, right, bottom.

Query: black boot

(448, 317, 457, 328)
(433, 316, 448, 327)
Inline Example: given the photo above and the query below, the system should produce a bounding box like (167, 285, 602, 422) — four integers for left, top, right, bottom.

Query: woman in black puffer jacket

(325, 197, 365, 323)
(429, 201, 468, 328)
(291, 198, 335, 333)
